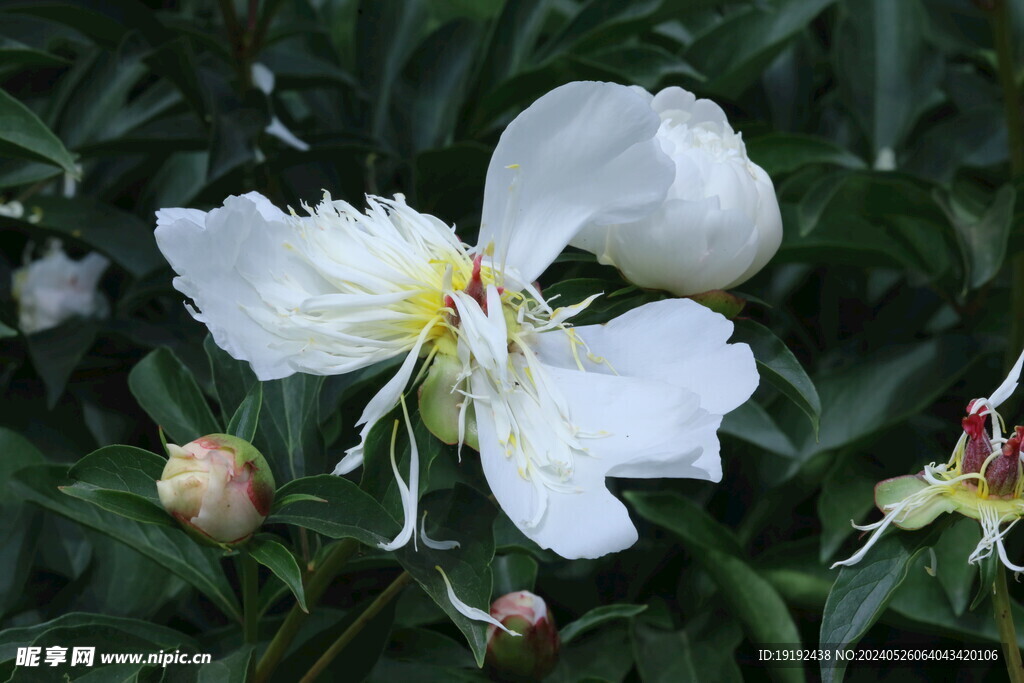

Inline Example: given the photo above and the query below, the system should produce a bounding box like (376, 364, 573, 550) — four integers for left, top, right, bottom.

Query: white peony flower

(12, 239, 110, 334)
(571, 86, 783, 296)
(155, 81, 758, 561)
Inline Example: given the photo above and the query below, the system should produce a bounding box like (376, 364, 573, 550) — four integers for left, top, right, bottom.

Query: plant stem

(989, 0, 1024, 364)
(253, 538, 360, 683)
(241, 553, 260, 643)
(299, 572, 413, 683)
(994, 564, 1024, 683)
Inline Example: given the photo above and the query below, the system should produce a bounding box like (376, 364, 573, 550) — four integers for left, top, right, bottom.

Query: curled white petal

(420, 512, 460, 550)
(970, 504, 1024, 573)
(988, 347, 1024, 409)
(378, 396, 420, 552)
(830, 485, 947, 569)
(435, 566, 519, 636)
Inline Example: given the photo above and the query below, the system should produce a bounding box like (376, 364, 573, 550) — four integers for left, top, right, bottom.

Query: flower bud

(157, 434, 275, 545)
(961, 406, 992, 476)
(419, 352, 479, 451)
(986, 426, 1024, 497)
(570, 86, 782, 296)
(485, 591, 559, 681)
(12, 239, 109, 334)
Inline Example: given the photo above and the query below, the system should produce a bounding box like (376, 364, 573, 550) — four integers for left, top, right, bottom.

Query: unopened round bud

(485, 591, 559, 681)
(157, 434, 275, 545)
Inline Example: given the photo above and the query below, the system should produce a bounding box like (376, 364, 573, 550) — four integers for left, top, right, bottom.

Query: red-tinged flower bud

(961, 403, 993, 475)
(485, 591, 559, 681)
(157, 434, 275, 545)
(986, 426, 1024, 497)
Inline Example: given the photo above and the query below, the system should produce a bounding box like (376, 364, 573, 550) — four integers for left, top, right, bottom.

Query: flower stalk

(240, 553, 259, 643)
(253, 538, 360, 683)
(298, 571, 413, 683)
(994, 563, 1024, 683)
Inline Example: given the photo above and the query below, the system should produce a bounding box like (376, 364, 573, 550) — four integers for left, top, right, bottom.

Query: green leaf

(257, 374, 326, 481)
(128, 347, 221, 445)
(357, 0, 428, 139)
(631, 609, 743, 683)
(398, 19, 481, 153)
(834, 0, 942, 153)
(746, 133, 866, 177)
(685, 0, 837, 99)
(18, 196, 165, 278)
(626, 491, 803, 683)
(13, 464, 241, 621)
(583, 44, 703, 90)
(228, 382, 263, 442)
(732, 319, 821, 433)
(817, 454, 878, 562)
(268, 474, 398, 547)
(538, 0, 661, 60)
(491, 554, 538, 596)
(820, 529, 942, 683)
(0, 87, 78, 175)
(786, 336, 975, 466)
(719, 400, 798, 459)
(937, 184, 1016, 291)
(24, 319, 98, 408)
(394, 485, 498, 667)
(68, 445, 166, 502)
(205, 334, 258, 423)
(60, 485, 172, 526)
(198, 645, 255, 683)
(473, 0, 550, 89)
(971, 553, 1000, 612)
(561, 604, 648, 644)
(0, 429, 44, 617)
(0, 613, 197, 676)
(932, 517, 980, 617)
(248, 536, 308, 612)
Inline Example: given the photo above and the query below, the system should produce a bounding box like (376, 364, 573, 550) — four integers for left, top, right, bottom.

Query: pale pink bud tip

(485, 590, 559, 681)
(157, 434, 275, 545)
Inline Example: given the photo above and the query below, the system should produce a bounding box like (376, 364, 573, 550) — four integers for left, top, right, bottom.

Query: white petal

(988, 347, 1024, 408)
(583, 197, 760, 296)
(435, 566, 520, 636)
(533, 298, 757, 415)
(479, 81, 674, 283)
(335, 320, 436, 474)
(544, 365, 723, 482)
(420, 512, 460, 550)
(156, 193, 451, 383)
(156, 193, 322, 380)
(265, 116, 310, 151)
(474, 359, 719, 559)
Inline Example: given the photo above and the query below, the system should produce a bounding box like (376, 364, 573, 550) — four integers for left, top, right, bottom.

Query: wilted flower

(157, 434, 276, 545)
(570, 86, 782, 297)
(155, 81, 758, 563)
(12, 239, 109, 334)
(485, 591, 559, 681)
(833, 350, 1024, 572)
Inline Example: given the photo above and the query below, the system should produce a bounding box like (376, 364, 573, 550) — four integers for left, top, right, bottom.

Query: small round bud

(485, 591, 559, 681)
(157, 434, 275, 545)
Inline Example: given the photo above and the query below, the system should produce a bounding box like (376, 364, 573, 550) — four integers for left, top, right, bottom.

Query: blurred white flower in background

(12, 239, 110, 334)
(251, 63, 310, 152)
(571, 86, 783, 296)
